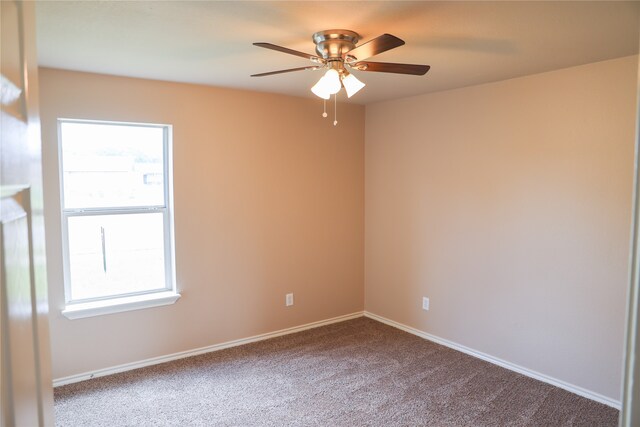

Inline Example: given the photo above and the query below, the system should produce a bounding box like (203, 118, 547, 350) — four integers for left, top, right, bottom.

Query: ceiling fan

(251, 30, 430, 100)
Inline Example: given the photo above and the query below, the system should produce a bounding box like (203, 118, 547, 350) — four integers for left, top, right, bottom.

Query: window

(58, 119, 179, 319)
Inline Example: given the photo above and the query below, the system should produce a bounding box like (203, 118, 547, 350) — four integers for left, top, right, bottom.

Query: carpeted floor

(54, 317, 619, 426)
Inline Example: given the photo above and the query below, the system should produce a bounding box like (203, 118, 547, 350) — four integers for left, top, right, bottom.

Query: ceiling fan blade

(352, 61, 430, 76)
(251, 66, 320, 77)
(253, 42, 323, 62)
(344, 34, 405, 62)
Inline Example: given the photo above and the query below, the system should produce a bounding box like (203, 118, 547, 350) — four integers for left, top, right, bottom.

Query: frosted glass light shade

(342, 73, 365, 98)
(311, 78, 330, 99)
(323, 69, 342, 94)
(311, 69, 342, 99)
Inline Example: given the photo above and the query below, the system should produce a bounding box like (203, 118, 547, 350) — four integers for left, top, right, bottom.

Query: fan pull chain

(333, 93, 338, 126)
(322, 98, 327, 118)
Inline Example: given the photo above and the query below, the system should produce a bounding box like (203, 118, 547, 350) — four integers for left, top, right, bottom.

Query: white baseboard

(53, 311, 365, 387)
(363, 311, 621, 409)
(53, 309, 622, 410)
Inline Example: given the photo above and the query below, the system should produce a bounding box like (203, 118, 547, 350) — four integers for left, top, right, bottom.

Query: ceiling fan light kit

(252, 29, 430, 124)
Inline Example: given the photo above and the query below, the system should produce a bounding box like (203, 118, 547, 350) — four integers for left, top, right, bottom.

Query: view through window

(59, 120, 174, 304)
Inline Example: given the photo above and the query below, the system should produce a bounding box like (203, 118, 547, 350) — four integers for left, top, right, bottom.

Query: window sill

(61, 291, 181, 320)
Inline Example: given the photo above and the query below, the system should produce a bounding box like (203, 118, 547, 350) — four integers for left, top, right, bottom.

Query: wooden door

(1, 1, 55, 425)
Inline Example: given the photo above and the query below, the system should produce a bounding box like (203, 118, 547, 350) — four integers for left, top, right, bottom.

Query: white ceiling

(36, 1, 639, 105)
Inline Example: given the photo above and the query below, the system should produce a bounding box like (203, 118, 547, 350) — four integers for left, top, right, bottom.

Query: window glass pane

(67, 213, 166, 301)
(60, 122, 165, 209)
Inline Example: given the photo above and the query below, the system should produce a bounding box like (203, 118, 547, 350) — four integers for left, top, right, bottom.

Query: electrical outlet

(422, 297, 430, 311)
(286, 293, 294, 307)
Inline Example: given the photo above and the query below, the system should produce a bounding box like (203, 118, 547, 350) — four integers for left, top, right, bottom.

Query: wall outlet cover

(422, 297, 429, 311)
(286, 293, 294, 307)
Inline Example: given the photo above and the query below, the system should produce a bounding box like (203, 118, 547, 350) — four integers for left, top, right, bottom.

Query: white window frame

(57, 118, 179, 319)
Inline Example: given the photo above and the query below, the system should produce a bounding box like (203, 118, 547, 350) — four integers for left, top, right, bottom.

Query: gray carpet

(54, 317, 619, 426)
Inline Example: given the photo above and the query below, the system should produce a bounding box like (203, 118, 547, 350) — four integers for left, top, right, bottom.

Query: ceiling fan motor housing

(312, 30, 360, 61)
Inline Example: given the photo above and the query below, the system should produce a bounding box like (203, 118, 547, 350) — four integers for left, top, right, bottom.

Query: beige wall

(39, 68, 365, 379)
(365, 56, 637, 401)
